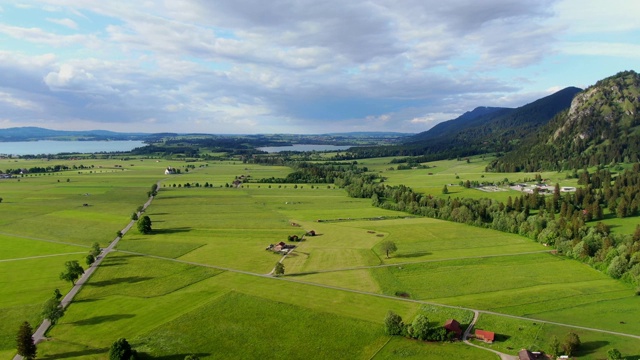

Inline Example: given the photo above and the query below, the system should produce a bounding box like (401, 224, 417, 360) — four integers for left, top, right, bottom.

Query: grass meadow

(2, 157, 639, 359)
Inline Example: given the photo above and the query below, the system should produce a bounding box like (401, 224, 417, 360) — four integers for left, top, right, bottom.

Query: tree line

(257, 161, 640, 286)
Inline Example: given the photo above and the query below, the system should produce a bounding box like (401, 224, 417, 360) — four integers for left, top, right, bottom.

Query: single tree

(131, 212, 138, 220)
(137, 215, 152, 234)
(16, 321, 37, 360)
(0, 197, 3, 203)
(59, 260, 84, 285)
(380, 240, 398, 258)
(563, 332, 581, 357)
(549, 335, 561, 358)
(90, 242, 101, 257)
(274, 262, 285, 276)
(410, 314, 430, 340)
(442, 185, 449, 194)
(384, 311, 404, 335)
(42, 296, 65, 324)
(53, 288, 62, 301)
(607, 348, 623, 360)
(86, 254, 95, 266)
(109, 338, 132, 360)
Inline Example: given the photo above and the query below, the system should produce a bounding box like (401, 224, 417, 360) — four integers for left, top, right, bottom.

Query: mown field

(1, 157, 639, 359)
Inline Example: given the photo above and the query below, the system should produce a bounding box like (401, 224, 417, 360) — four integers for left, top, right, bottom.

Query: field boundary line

(0, 252, 87, 263)
(367, 336, 392, 360)
(110, 248, 640, 341)
(0, 231, 90, 248)
(285, 250, 555, 276)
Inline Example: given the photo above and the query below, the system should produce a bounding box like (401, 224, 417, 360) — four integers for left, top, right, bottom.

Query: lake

(258, 144, 354, 153)
(0, 140, 147, 156)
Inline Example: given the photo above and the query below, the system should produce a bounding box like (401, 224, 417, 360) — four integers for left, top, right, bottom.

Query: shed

(443, 319, 462, 339)
(475, 329, 495, 343)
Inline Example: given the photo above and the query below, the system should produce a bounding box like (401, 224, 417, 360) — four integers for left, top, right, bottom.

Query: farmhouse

(266, 241, 296, 254)
(164, 166, 176, 175)
(443, 319, 462, 339)
(518, 349, 544, 360)
(474, 329, 495, 343)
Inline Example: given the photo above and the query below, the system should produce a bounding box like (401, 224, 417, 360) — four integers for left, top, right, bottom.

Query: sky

(0, 1, 639, 134)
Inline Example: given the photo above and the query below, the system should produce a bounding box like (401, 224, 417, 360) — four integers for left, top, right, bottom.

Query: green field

(2, 157, 639, 359)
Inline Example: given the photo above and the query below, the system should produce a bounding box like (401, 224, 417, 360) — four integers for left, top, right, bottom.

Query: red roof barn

(475, 329, 495, 343)
(443, 319, 462, 339)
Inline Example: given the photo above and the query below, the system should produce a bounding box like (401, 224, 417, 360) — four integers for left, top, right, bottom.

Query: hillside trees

(338, 164, 640, 284)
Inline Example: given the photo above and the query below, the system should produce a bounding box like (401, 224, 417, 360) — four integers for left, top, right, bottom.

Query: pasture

(1, 157, 639, 359)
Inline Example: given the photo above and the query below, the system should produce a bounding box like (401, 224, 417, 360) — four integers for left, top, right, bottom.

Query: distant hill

(0, 127, 149, 142)
(488, 70, 640, 171)
(407, 106, 510, 143)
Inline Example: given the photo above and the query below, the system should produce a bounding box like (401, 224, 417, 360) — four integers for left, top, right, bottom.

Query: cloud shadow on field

(89, 276, 153, 287)
(70, 314, 136, 326)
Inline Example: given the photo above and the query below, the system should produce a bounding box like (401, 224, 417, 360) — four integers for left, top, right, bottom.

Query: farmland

(1, 156, 639, 359)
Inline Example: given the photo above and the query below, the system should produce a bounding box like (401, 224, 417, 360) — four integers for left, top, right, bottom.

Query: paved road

(13, 188, 158, 360)
(13, 182, 640, 358)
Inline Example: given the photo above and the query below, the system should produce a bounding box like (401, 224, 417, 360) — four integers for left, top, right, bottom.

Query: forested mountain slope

(347, 87, 580, 160)
(488, 70, 640, 172)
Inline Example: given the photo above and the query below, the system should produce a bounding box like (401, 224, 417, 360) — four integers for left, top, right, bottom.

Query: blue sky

(0, 0, 638, 134)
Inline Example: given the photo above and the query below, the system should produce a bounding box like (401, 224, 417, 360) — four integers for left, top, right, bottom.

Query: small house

(475, 329, 495, 343)
(443, 319, 462, 339)
(518, 349, 544, 360)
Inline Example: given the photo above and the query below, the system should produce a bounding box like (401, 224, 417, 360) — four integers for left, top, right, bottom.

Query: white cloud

(44, 63, 94, 88)
(0, 91, 41, 111)
(46, 17, 79, 30)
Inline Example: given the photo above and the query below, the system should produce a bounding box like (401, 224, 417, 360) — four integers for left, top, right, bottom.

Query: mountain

(407, 86, 582, 147)
(488, 70, 640, 172)
(408, 106, 510, 142)
(0, 127, 150, 142)
(344, 86, 581, 160)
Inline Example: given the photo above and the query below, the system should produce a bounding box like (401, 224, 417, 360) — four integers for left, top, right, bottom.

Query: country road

(11, 180, 640, 359)
(12, 186, 158, 360)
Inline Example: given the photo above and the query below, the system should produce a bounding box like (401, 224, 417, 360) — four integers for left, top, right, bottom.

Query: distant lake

(0, 140, 147, 156)
(258, 144, 353, 153)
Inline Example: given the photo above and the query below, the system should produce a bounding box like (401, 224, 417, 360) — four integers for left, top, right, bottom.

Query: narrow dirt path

(0, 252, 87, 263)
(13, 186, 159, 360)
(462, 311, 517, 360)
